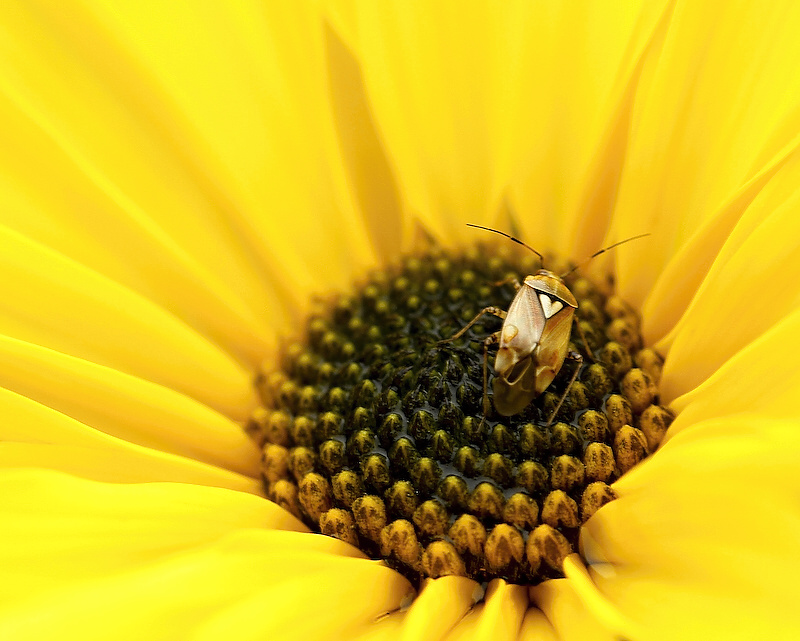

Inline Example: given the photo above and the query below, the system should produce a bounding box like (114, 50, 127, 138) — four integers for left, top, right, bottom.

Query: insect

(440, 224, 648, 426)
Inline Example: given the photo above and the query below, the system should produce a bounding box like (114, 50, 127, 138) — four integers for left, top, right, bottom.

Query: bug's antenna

(560, 233, 650, 279)
(467, 224, 544, 262)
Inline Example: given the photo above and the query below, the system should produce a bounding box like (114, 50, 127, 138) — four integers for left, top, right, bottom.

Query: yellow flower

(1, 1, 799, 640)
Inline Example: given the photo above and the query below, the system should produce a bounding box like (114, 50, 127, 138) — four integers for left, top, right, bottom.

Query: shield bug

(440, 224, 648, 425)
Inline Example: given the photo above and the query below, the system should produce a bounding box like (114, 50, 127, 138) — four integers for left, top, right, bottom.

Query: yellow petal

(0, 226, 254, 418)
(409, 579, 528, 641)
(191, 556, 410, 641)
(398, 576, 480, 641)
(641, 135, 800, 345)
(1, 492, 409, 641)
(517, 608, 559, 641)
(326, 1, 671, 250)
(463, 580, 528, 641)
(0, 336, 259, 475)
(568, 0, 675, 262)
(0, 4, 294, 338)
(351, 615, 405, 641)
(529, 577, 613, 641)
(657, 151, 800, 401)
(0, 89, 279, 367)
(669, 307, 800, 425)
(0, 385, 258, 490)
(581, 415, 800, 639)
(325, 23, 406, 262)
(0, 442, 258, 494)
(0, 533, 408, 640)
(0, 469, 305, 607)
(614, 1, 800, 310)
(0, 1, 380, 343)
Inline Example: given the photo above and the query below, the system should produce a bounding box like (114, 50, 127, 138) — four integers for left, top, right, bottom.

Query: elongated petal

(550, 280, 800, 640)
(0, 386, 258, 490)
(0, 470, 304, 606)
(0, 226, 254, 418)
(529, 576, 614, 641)
(460, 580, 528, 641)
(0, 534, 407, 641)
(0, 471, 411, 641)
(397, 577, 481, 641)
(579, 414, 800, 639)
(567, 0, 675, 262)
(657, 151, 800, 401)
(614, 1, 800, 309)
(190, 558, 410, 641)
(325, 0, 670, 250)
(0, 336, 259, 475)
(407, 580, 528, 641)
(517, 608, 559, 641)
(640, 137, 800, 345)
(0, 1, 380, 351)
(670, 308, 800, 425)
(0, 89, 277, 367)
(0, 442, 259, 494)
(325, 23, 407, 261)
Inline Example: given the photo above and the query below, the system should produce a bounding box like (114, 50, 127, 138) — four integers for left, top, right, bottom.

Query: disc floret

(250, 246, 672, 585)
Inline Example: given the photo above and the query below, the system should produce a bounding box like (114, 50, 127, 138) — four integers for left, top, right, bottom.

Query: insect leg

(544, 351, 583, 429)
(489, 276, 522, 290)
(437, 306, 507, 345)
(482, 332, 501, 417)
(572, 317, 596, 363)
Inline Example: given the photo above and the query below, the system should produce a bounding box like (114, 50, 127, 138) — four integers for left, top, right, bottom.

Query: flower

(1, 1, 800, 640)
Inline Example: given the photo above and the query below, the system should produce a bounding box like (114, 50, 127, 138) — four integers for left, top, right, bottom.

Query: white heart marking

(539, 294, 563, 319)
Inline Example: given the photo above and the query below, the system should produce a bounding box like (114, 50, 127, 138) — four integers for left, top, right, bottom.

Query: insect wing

(492, 355, 537, 416)
(494, 284, 544, 376)
(532, 303, 574, 394)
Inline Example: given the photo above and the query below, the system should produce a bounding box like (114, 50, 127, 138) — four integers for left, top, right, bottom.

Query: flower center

(248, 244, 672, 585)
